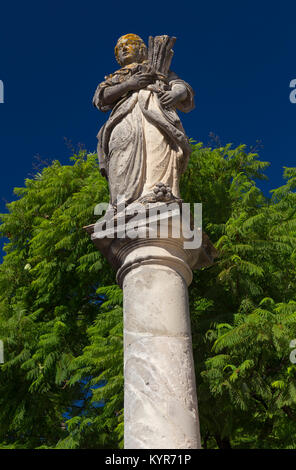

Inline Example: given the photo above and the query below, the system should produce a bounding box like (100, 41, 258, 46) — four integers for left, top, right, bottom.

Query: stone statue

(93, 34, 195, 208)
(86, 34, 217, 449)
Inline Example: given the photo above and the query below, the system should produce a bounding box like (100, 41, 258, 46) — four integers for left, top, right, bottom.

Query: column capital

(84, 205, 217, 287)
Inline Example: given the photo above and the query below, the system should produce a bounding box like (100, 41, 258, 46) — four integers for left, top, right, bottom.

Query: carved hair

(115, 33, 148, 65)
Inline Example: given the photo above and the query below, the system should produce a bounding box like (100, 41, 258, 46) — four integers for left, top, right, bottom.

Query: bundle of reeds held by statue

(147, 35, 176, 80)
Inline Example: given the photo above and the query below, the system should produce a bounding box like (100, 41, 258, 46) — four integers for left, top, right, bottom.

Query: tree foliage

(0, 143, 296, 448)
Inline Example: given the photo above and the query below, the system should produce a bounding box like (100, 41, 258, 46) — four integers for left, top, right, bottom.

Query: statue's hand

(127, 72, 155, 91)
(158, 89, 182, 107)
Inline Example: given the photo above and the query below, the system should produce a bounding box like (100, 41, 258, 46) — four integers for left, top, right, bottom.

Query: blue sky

(0, 0, 295, 220)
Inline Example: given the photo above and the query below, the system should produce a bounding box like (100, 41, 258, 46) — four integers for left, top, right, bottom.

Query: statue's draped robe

(93, 62, 194, 206)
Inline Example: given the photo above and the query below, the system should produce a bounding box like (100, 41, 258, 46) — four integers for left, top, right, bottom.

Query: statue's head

(115, 34, 147, 66)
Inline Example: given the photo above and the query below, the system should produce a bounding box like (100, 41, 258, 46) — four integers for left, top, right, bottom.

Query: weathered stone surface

(84, 211, 217, 449)
(84, 207, 217, 287)
(86, 34, 218, 449)
(93, 34, 194, 208)
(123, 264, 200, 449)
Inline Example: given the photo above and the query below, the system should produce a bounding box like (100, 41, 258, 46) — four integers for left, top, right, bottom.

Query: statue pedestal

(84, 207, 216, 449)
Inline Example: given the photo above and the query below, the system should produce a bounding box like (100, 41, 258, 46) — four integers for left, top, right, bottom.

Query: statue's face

(116, 38, 143, 66)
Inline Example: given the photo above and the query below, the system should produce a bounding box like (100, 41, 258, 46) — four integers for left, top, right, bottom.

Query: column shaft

(123, 263, 201, 449)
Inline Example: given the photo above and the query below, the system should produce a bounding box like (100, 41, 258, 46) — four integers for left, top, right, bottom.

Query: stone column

(120, 240, 200, 449)
(84, 209, 216, 449)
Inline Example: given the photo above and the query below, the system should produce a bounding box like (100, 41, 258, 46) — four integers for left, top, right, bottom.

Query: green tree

(0, 152, 119, 448)
(0, 143, 295, 448)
